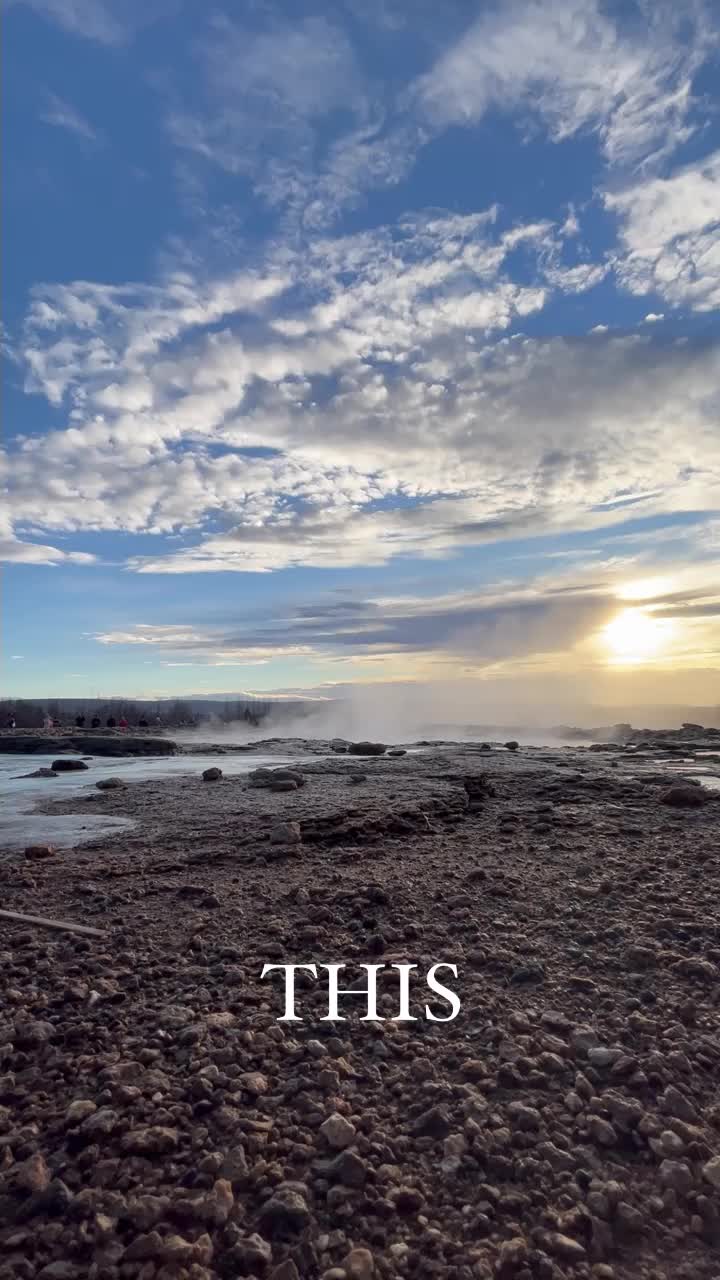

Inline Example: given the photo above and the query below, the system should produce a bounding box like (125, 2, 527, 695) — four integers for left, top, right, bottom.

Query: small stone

(96, 777, 125, 789)
(306, 1038, 328, 1057)
(412, 1104, 451, 1139)
(239, 1071, 268, 1097)
(15, 1153, 50, 1194)
(342, 1247, 375, 1280)
(206, 1011, 235, 1030)
(65, 1100, 97, 1126)
(258, 1184, 311, 1236)
(120, 1126, 178, 1155)
(328, 1149, 368, 1187)
(319, 1112, 357, 1150)
(537, 1141, 575, 1171)
(571, 1026, 600, 1054)
(197, 1178, 233, 1225)
(220, 1146, 249, 1184)
(702, 1156, 720, 1189)
(202, 767, 223, 781)
(497, 1237, 529, 1271)
(235, 1233, 273, 1270)
(616, 1201, 644, 1232)
(389, 1185, 424, 1213)
(508, 1102, 543, 1131)
(661, 1085, 697, 1123)
(588, 1047, 619, 1068)
(588, 1116, 617, 1146)
(271, 1262, 301, 1280)
(659, 1159, 693, 1195)
(546, 1233, 587, 1262)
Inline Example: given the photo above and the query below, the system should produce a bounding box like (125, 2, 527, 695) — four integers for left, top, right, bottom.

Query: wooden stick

(0, 909, 105, 938)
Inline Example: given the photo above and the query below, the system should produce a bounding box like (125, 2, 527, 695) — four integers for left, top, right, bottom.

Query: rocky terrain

(0, 734, 177, 757)
(1, 745, 719, 1280)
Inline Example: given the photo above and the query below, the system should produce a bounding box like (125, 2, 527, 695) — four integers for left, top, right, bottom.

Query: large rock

(249, 768, 305, 789)
(660, 784, 708, 808)
(25, 844, 56, 860)
(348, 741, 386, 756)
(51, 759, 89, 772)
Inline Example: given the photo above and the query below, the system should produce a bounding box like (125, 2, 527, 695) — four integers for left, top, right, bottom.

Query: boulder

(51, 759, 89, 772)
(330, 738, 349, 753)
(202, 767, 223, 781)
(660, 784, 708, 808)
(249, 768, 305, 789)
(388, 748, 407, 757)
(504, 740, 520, 751)
(18, 768, 58, 778)
(269, 822, 302, 846)
(348, 741, 386, 756)
(96, 777, 125, 790)
(24, 844, 56, 860)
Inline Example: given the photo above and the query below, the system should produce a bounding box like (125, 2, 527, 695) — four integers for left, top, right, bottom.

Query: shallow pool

(0, 752, 304, 850)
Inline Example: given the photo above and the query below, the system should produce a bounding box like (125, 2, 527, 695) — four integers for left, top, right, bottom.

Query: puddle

(690, 775, 720, 791)
(0, 752, 306, 851)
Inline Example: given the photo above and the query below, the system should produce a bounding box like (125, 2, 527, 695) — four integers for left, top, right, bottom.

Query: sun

(602, 607, 674, 665)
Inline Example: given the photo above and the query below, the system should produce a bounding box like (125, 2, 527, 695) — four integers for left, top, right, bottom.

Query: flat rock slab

(1, 735, 177, 757)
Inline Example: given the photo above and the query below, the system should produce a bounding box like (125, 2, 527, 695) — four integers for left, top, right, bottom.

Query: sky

(2, 0, 720, 718)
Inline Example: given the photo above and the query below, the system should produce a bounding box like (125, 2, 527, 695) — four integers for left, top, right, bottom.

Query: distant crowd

(4, 712, 160, 732)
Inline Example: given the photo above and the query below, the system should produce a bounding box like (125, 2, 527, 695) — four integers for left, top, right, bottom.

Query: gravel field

(1, 744, 720, 1280)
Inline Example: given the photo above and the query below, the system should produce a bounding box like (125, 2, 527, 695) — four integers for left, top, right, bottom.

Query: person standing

(75, 713, 86, 728)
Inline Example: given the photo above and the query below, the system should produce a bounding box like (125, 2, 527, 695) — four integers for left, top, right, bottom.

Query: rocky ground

(1, 745, 720, 1280)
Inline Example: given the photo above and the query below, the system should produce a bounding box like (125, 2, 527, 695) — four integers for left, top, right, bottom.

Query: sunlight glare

(602, 607, 674, 664)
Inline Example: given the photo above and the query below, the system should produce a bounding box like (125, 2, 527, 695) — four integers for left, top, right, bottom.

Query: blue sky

(2, 0, 720, 712)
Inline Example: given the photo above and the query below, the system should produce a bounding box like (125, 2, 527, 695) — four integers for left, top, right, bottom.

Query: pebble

(319, 1113, 357, 1150)
(257, 1184, 311, 1236)
(342, 1247, 375, 1279)
(702, 1156, 720, 1189)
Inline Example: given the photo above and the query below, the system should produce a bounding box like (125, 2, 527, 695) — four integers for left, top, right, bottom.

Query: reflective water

(0, 752, 302, 850)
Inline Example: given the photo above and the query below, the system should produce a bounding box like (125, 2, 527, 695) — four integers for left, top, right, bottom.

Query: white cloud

(89, 558, 720, 680)
(414, 0, 711, 168)
(4, 201, 720, 574)
(167, 13, 377, 226)
(644, 313, 665, 323)
(164, 1, 715, 228)
(606, 150, 720, 311)
(10, 0, 169, 44)
(39, 92, 99, 142)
